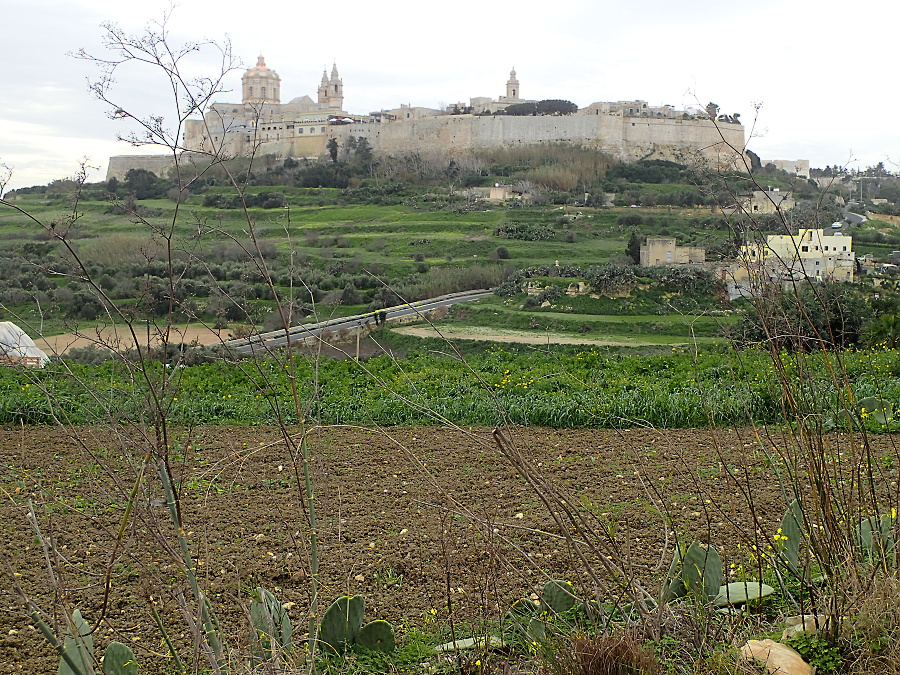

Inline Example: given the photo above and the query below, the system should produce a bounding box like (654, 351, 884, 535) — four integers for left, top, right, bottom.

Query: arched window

(248, 87, 253, 98)
(262, 87, 266, 99)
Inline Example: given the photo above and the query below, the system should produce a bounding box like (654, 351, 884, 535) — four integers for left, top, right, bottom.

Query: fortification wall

(106, 155, 178, 181)
(331, 114, 744, 166)
(108, 114, 745, 179)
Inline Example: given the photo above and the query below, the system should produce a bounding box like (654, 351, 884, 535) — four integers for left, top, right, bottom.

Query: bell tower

(317, 69, 329, 104)
(506, 67, 520, 100)
(326, 63, 344, 110)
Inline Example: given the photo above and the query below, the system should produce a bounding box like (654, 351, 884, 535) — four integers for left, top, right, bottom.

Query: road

(844, 209, 867, 227)
(225, 289, 493, 355)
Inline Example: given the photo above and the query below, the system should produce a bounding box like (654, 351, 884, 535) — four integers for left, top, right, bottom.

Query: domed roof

(243, 55, 279, 80)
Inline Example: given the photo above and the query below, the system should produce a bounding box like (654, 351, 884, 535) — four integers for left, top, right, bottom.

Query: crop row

(0, 346, 898, 428)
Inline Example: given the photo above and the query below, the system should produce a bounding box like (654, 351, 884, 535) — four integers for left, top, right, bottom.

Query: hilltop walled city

(108, 56, 749, 180)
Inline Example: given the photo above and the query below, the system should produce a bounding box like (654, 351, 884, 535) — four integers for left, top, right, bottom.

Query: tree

(864, 313, 900, 348)
(123, 168, 162, 199)
(504, 99, 578, 116)
(738, 283, 872, 351)
(535, 99, 578, 115)
(326, 137, 339, 163)
(626, 231, 642, 264)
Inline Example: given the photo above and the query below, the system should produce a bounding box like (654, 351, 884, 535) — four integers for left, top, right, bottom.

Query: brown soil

(35, 325, 248, 356)
(392, 324, 688, 346)
(0, 424, 894, 673)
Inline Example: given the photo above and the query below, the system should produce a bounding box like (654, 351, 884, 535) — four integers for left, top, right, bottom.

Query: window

(262, 87, 266, 98)
(801, 246, 809, 252)
(298, 128, 303, 133)
(321, 127, 326, 132)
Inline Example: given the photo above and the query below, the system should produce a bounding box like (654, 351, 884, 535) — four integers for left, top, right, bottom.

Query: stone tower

(317, 69, 329, 105)
(242, 55, 281, 105)
(318, 64, 343, 109)
(506, 67, 520, 100)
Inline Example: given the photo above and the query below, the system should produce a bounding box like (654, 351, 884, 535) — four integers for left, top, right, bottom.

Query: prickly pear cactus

(682, 542, 723, 601)
(776, 500, 803, 575)
(540, 579, 577, 614)
(102, 641, 138, 675)
(857, 397, 893, 426)
(59, 609, 94, 675)
(664, 541, 722, 603)
(662, 543, 687, 601)
(250, 586, 292, 661)
(319, 595, 365, 653)
(356, 620, 395, 652)
(857, 513, 896, 563)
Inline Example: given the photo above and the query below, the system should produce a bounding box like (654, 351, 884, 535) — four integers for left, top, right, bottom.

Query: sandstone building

(640, 237, 705, 266)
(108, 57, 747, 180)
(726, 228, 855, 297)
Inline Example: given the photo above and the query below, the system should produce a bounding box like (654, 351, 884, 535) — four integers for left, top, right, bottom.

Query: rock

(782, 614, 831, 640)
(434, 636, 505, 653)
(740, 639, 813, 675)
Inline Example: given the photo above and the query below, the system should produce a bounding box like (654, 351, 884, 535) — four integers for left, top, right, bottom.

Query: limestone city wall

(329, 114, 744, 166)
(107, 113, 745, 180)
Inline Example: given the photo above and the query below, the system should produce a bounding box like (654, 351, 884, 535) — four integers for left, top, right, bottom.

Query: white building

(739, 228, 855, 286)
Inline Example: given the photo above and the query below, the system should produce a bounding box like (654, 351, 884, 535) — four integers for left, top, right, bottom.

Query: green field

(0, 185, 742, 346)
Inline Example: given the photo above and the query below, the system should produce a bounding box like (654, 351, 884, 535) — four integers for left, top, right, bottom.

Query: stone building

(180, 56, 347, 160)
(761, 159, 810, 179)
(728, 228, 855, 296)
(640, 237, 705, 266)
(746, 190, 795, 214)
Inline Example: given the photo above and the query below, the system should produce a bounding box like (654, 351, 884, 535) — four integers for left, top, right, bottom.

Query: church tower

(242, 55, 281, 105)
(325, 63, 343, 110)
(317, 69, 329, 105)
(506, 67, 520, 100)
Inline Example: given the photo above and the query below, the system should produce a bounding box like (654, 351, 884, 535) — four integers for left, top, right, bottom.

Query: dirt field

(392, 325, 659, 346)
(35, 321, 688, 357)
(0, 424, 893, 673)
(34, 324, 248, 356)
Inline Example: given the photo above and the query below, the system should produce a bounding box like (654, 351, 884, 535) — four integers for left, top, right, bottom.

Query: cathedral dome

(244, 55, 279, 80)
(241, 55, 281, 104)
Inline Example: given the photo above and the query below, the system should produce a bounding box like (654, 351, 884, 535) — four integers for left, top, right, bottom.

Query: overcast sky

(1, 0, 895, 192)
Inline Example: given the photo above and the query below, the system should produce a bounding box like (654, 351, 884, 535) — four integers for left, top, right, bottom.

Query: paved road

(844, 209, 867, 227)
(226, 289, 493, 354)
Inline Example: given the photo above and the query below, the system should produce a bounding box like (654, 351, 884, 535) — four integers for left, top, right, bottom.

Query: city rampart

(329, 113, 743, 166)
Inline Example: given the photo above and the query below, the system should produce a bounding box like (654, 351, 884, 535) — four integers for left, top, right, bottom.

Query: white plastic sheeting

(0, 322, 49, 366)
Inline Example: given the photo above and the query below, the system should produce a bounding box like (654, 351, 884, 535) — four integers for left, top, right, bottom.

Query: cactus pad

(356, 620, 395, 652)
(102, 642, 138, 675)
(319, 595, 365, 653)
(541, 579, 577, 613)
